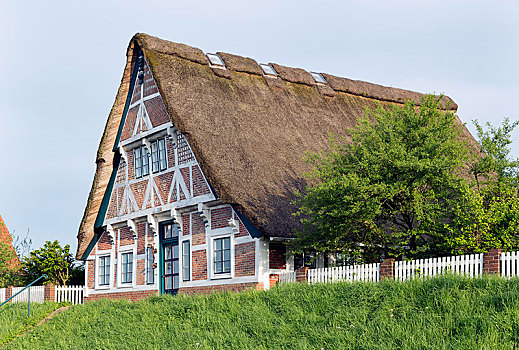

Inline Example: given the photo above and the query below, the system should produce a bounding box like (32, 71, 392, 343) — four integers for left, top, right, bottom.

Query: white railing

(308, 263, 380, 284)
(501, 251, 519, 278)
(10, 285, 45, 303)
(278, 271, 296, 284)
(55, 285, 85, 305)
(395, 254, 484, 281)
(0, 288, 5, 303)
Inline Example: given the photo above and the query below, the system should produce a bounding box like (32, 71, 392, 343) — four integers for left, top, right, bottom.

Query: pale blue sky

(1, 0, 518, 256)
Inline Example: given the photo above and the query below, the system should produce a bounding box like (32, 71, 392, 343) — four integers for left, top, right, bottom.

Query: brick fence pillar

(44, 283, 55, 302)
(5, 286, 12, 302)
(380, 258, 395, 280)
(269, 274, 279, 288)
(296, 266, 309, 283)
(483, 249, 502, 275)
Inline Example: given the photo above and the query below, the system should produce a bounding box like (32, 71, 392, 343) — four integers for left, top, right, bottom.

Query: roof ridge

(133, 33, 457, 110)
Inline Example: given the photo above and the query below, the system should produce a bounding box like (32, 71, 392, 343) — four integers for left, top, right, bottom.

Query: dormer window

(206, 53, 225, 67)
(134, 145, 149, 178)
(151, 137, 168, 173)
(310, 72, 327, 84)
(260, 64, 277, 76)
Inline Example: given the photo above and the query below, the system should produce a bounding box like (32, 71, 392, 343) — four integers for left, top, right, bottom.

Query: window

(98, 255, 110, 286)
(146, 247, 155, 284)
(182, 241, 190, 281)
(213, 237, 231, 274)
(134, 146, 149, 178)
(310, 72, 327, 84)
(206, 53, 225, 67)
(151, 138, 167, 173)
(121, 252, 133, 284)
(259, 63, 277, 76)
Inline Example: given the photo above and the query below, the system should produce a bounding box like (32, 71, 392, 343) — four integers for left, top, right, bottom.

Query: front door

(160, 221, 179, 295)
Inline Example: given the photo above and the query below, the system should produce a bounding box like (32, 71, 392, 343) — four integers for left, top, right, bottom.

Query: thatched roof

(77, 33, 472, 259)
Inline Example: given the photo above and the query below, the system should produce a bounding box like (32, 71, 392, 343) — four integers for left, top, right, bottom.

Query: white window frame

(209, 231, 234, 280)
(117, 245, 137, 288)
(151, 137, 168, 174)
(145, 246, 156, 285)
(182, 240, 191, 282)
(134, 145, 150, 179)
(95, 250, 113, 290)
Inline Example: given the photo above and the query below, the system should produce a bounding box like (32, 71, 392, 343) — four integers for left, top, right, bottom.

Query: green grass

(7, 275, 519, 349)
(0, 302, 61, 346)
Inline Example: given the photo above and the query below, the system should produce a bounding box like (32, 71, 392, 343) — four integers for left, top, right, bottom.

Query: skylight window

(206, 53, 225, 67)
(310, 72, 327, 84)
(259, 64, 277, 76)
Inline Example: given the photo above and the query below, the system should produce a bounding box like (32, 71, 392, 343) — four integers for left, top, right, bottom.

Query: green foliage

(444, 118, 519, 254)
(6, 275, 519, 349)
(21, 240, 84, 286)
(0, 302, 61, 347)
(0, 241, 20, 288)
(293, 95, 468, 261)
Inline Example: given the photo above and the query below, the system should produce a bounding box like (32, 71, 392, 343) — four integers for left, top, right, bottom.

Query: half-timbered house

(77, 34, 472, 300)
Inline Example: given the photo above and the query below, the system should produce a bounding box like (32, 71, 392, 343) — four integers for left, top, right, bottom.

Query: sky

(0, 0, 518, 257)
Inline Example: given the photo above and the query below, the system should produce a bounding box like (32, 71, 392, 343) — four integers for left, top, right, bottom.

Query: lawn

(6, 275, 519, 349)
(0, 302, 61, 346)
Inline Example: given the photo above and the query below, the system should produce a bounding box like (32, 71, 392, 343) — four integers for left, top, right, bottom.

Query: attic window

(310, 72, 327, 84)
(206, 53, 225, 67)
(260, 64, 277, 76)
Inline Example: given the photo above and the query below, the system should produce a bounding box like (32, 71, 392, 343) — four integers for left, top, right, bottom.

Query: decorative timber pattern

(105, 59, 213, 222)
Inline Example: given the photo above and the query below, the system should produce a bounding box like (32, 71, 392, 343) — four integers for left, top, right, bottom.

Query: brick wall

(179, 282, 264, 295)
(269, 242, 286, 269)
(235, 242, 255, 277)
(192, 215, 206, 245)
(182, 214, 190, 235)
(192, 165, 210, 196)
(87, 260, 95, 289)
(192, 250, 208, 280)
(211, 206, 232, 230)
(85, 290, 158, 302)
(119, 227, 134, 246)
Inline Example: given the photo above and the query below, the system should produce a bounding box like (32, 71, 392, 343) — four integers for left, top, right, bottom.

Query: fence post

(44, 283, 56, 302)
(483, 249, 502, 275)
(5, 286, 12, 303)
(296, 266, 309, 283)
(269, 274, 279, 288)
(380, 258, 395, 280)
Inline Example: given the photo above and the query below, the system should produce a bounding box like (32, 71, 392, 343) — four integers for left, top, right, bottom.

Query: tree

(292, 95, 470, 262)
(21, 240, 84, 286)
(444, 118, 519, 254)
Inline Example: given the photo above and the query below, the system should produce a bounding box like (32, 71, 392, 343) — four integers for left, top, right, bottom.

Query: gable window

(146, 247, 155, 285)
(151, 138, 167, 173)
(213, 237, 231, 274)
(182, 240, 190, 281)
(98, 255, 110, 286)
(121, 252, 134, 284)
(134, 146, 149, 178)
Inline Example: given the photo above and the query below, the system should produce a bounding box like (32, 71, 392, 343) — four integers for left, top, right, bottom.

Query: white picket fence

(10, 285, 45, 303)
(395, 254, 484, 281)
(0, 285, 85, 304)
(55, 285, 85, 305)
(308, 263, 380, 284)
(278, 271, 296, 284)
(501, 251, 519, 278)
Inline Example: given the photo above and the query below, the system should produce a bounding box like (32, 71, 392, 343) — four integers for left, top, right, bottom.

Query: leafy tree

(21, 240, 84, 286)
(292, 95, 470, 262)
(444, 118, 519, 253)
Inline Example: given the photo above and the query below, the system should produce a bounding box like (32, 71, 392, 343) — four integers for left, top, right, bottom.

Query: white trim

(192, 243, 207, 252)
(117, 244, 137, 289)
(208, 230, 234, 280)
(128, 92, 161, 110)
(87, 284, 159, 295)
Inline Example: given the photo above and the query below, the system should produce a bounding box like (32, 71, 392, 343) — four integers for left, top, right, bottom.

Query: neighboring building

(77, 34, 472, 300)
(0, 214, 20, 268)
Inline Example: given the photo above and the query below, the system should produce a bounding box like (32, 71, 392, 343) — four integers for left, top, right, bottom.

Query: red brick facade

(269, 242, 286, 269)
(85, 290, 158, 302)
(179, 282, 264, 295)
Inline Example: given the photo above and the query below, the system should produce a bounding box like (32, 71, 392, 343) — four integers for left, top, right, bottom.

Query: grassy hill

(5, 275, 519, 349)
